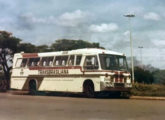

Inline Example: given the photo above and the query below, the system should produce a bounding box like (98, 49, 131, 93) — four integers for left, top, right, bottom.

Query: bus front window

(99, 54, 128, 71)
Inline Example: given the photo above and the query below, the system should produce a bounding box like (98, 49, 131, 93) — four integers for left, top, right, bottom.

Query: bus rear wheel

(29, 80, 37, 95)
(83, 81, 95, 98)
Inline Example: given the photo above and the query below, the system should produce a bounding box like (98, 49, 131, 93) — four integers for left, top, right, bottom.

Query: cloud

(144, 12, 161, 21)
(123, 31, 130, 36)
(146, 30, 165, 48)
(1, 0, 165, 69)
(16, 13, 58, 30)
(153, 39, 165, 46)
(19, 13, 57, 24)
(57, 10, 89, 27)
(19, 10, 90, 28)
(152, 39, 165, 48)
(89, 23, 118, 32)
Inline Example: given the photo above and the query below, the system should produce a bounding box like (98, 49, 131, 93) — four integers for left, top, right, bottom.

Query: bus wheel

(83, 81, 95, 98)
(121, 91, 131, 98)
(29, 80, 37, 95)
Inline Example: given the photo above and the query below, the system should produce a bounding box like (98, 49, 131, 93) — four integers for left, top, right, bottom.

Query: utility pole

(124, 14, 135, 83)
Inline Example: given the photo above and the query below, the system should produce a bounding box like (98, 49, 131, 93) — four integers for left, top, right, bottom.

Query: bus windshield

(99, 54, 128, 71)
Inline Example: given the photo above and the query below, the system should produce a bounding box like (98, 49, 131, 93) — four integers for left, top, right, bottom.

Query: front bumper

(100, 81, 132, 92)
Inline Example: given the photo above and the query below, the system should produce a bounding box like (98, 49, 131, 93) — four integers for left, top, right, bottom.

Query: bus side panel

(10, 77, 27, 90)
(38, 77, 83, 92)
(38, 76, 101, 92)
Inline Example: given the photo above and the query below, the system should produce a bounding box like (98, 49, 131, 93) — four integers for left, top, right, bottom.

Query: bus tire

(121, 91, 131, 98)
(83, 80, 95, 98)
(29, 80, 37, 95)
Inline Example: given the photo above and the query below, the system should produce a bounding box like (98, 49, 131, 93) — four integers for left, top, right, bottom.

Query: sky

(0, 0, 165, 69)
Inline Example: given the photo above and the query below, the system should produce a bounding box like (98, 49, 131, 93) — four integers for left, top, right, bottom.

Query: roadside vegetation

(131, 65, 165, 97)
(131, 83, 165, 97)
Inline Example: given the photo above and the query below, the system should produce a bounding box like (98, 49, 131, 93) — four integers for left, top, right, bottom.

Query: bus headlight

(126, 78, 131, 83)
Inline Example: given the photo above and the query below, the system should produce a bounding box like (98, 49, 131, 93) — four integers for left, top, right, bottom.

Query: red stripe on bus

(114, 71, 125, 83)
(120, 72, 123, 83)
(28, 66, 129, 75)
(120, 76, 123, 83)
(115, 76, 118, 83)
(22, 53, 38, 58)
(29, 66, 82, 70)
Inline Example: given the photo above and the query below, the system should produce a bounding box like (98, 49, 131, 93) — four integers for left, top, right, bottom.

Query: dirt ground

(0, 93, 165, 120)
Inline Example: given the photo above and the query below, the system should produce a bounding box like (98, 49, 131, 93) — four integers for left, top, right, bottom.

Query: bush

(134, 67, 154, 84)
(131, 83, 165, 97)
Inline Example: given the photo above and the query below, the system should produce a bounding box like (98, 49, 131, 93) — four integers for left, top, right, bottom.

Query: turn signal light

(105, 73, 108, 77)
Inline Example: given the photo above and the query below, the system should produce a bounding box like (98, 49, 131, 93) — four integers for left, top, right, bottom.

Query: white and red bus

(10, 48, 132, 97)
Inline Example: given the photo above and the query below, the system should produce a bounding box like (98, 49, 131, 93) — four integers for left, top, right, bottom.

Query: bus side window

(41, 57, 47, 66)
(55, 60, 59, 66)
(62, 60, 65, 66)
(33, 58, 40, 66)
(28, 58, 40, 67)
(21, 58, 28, 67)
(61, 56, 68, 66)
(84, 56, 98, 70)
(28, 58, 33, 67)
(15, 58, 23, 68)
(54, 56, 61, 66)
(47, 57, 54, 66)
(76, 55, 82, 65)
(54, 56, 68, 66)
(49, 61, 53, 66)
(40, 57, 54, 67)
(68, 55, 74, 66)
(43, 61, 46, 66)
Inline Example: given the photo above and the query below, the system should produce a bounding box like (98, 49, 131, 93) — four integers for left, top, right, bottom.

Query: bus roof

(14, 48, 125, 58)
(39, 48, 124, 56)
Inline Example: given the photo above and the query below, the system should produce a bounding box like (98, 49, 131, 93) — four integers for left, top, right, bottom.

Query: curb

(7, 90, 29, 95)
(130, 96, 165, 100)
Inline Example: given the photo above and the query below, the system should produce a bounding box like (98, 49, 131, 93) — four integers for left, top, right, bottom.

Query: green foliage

(51, 39, 103, 51)
(154, 70, 165, 85)
(0, 31, 21, 53)
(18, 43, 38, 53)
(131, 83, 165, 96)
(36, 45, 52, 52)
(134, 66, 154, 84)
(0, 31, 22, 85)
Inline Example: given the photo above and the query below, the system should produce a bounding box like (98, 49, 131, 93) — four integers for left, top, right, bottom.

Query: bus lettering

(39, 69, 69, 75)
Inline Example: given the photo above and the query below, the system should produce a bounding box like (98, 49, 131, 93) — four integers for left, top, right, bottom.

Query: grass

(131, 83, 165, 97)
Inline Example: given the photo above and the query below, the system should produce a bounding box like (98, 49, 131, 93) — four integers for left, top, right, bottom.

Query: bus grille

(115, 76, 124, 83)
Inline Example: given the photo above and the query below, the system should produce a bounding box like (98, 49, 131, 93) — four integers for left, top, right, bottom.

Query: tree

(154, 70, 165, 85)
(36, 45, 52, 52)
(0, 31, 21, 89)
(18, 43, 38, 53)
(134, 66, 154, 84)
(51, 39, 103, 51)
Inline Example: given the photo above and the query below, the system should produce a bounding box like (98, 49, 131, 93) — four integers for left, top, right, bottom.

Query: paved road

(0, 93, 165, 120)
